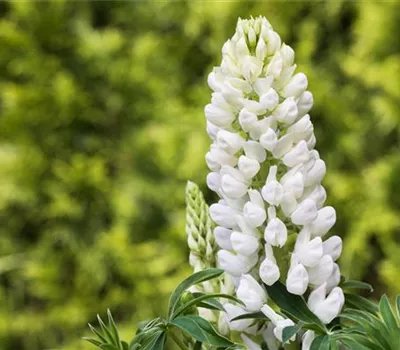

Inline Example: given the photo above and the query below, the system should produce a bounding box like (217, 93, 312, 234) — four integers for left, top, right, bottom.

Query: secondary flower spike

(204, 16, 344, 334)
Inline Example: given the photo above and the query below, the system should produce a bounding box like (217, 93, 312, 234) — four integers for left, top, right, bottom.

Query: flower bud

(261, 305, 295, 342)
(281, 43, 295, 67)
(231, 231, 260, 256)
(235, 36, 250, 57)
(273, 97, 298, 125)
(205, 103, 235, 127)
(294, 228, 323, 267)
(264, 217, 287, 247)
(253, 76, 274, 96)
(217, 130, 245, 154)
(297, 91, 314, 117)
(260, 128, 278, 151)
(239, 108, 258, 132)
(286, 261, 309, 295)
(262, 166, 284, 206)
(214, 226, 233, 250)
(206, 172, 221, 192)
(308, 283, 344, 324)
(209, 202, 238, 228)
(237, 274, 267, 311)
(224, 303, 253, 331)
(209, 145, 238, 168)
(241, 55, 263, 82)
(266, 30, 281, 54)
(217, 250, 257, 276)
(282, 73, 308, 98)
(266, 52, 283, 77)
(308, 206, 336, 237)
(323, 236, 342, 261)
(243, 140, 266, 162)
(307, 255, 334, 286)
(291, 199, 318, 225)
(238, 155, 260, 179)
(207, 68, 224, 92)
(283, 140, 310, 167)
(255, 36, 267, 61)
(243, 201, 266, 228)
(259, 258, 280, 285)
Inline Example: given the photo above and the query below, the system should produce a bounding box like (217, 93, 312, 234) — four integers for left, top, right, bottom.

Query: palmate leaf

(230, 311, 267, 322)
(264, 281, 326, 331)
(169, 315, 234, 347)
(344, 294, 379, 314)
(379, 295, 398, 331)
(172, 292, 243, 319)
(168, 268, 224, 318)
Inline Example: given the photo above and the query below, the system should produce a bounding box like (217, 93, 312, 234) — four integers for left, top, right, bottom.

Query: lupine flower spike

(205, 16, 344, 343)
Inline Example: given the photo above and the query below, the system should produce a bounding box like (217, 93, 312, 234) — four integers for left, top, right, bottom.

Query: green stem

(170, 331, 190, 350)
(284, 341, 300, 350)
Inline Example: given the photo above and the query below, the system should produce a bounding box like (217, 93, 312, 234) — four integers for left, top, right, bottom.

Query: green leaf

(310, 335, 330, 350)
(282, 323, 302, 344)
(107, 309, 121, 347)
(194, 341, 202, 350)
(168, 269, 224, 318)
(121, 341, 129, 350)
(172, 292, 243, 319)
(169, 315, 234, 346)
(97, 314, 116, 345)
(230, 311, 268, 322)
(100, 345, 119, 350)
(341, 280, 373, 292)
(344, 294, 379, 314)
(379, 295, 398, 331)
(89, 323, 108, 344)
(83, 337, 102, 347)
(264, 281, 325, 331)
(396, 295, 400, 321)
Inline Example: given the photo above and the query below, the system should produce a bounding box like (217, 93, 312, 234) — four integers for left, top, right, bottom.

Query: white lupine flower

(203, 17, 344, 335)
(323, 236, 342, 261)
(307, 206, 336, 237)
(214, 226, 233, 250)
(260, 128, 278, 151)
(308, 283, 345, 324)
(287, 258, 309, 295)
(273, 97, 298, 125)
(262, 166, 284, 205)
(238, 155, 260, 179)
(217, 130, 245, 154)
(302, 331, 316, 350)
(291, 198, 318, 225)
(206, 172, 221, 193)
(217, 250, 257, 276)
(209, 202, 238, 228)
(261, 305, 295, 342)
(237, 274, 267, 311)
(224, 303, 254, 331)
(231, 231, 260, 256)
(283, 140, 310, 167)
(307, 255, 334, 286)
(241, 334, 262, 350)
(294, 228, 323, 267)
(326, 263, 341, 292)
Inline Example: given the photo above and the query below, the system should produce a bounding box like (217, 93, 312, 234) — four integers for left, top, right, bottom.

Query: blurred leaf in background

(0, 1, 399, 349)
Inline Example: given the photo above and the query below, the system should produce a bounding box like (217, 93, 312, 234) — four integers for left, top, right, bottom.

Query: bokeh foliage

(0, 1, 399, 349)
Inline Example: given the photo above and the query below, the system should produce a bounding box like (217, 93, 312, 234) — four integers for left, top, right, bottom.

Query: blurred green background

(0, 1, 399, 349)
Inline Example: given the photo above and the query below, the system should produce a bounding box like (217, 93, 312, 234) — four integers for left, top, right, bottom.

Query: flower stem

(170, 331, 190, 350)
